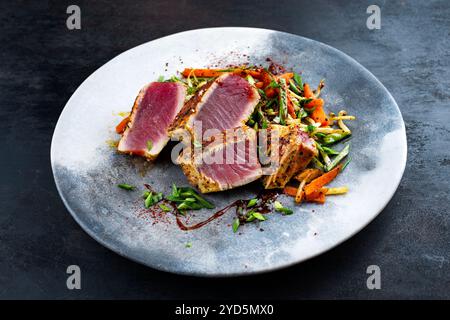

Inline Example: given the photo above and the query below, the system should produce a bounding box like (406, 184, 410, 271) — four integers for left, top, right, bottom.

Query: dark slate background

(0, 0, 449, 299)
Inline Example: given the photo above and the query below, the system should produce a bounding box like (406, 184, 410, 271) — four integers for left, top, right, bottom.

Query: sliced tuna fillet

(118, 82, 186, 160)
(170, 73, 260, 141)
(262, 125, 318, 189)
(178, 126, 262, 193)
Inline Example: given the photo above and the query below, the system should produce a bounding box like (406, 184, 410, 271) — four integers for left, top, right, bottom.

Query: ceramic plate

(51, 28, 407, 276)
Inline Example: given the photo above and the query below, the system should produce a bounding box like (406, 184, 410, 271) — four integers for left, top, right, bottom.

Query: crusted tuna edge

(169, 73, 260, 142)
(177, 126, 262, 193)
(263, 125, 318, 189)
(117, 83, 186, 160)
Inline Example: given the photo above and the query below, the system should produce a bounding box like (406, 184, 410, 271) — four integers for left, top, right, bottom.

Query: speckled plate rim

(51, 27, 407, 277)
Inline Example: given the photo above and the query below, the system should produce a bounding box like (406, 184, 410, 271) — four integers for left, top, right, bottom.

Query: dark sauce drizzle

(174, 190, 279, 231)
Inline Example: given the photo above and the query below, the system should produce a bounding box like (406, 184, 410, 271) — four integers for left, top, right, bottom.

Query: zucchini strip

(326, 144, 350, 171)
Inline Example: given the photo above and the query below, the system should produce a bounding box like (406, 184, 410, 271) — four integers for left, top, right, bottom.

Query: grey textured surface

(0, 0, 449, 298)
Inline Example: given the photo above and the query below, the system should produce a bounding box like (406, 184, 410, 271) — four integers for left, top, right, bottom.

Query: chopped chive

(118, 184, 135, 191)
(159, 203, 172, 212)
(177, 202, 191, 210)
(247, 198, 258, 208)
(172, 183, 179, 197)
(184, 188, 215, 209)
(185, 242, 192, 248)
(153, 192, 163, 203)
(232, 218, 240, 233)
(144, 192, 153, 208)
(273, 201, 293, 215)
(142, 190, 151, 199)
(252, 212, 267, 221)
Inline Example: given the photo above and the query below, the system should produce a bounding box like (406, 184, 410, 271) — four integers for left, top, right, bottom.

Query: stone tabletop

(0, 0, 448, 299)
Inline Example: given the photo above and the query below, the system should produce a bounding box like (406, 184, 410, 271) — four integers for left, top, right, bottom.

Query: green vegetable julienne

(326, 144, 350, 172)
(278, 78, 288, 125)
(293, 73, 303, 88)
(322, 132, 351, 145)
(322, 146, 340, 155)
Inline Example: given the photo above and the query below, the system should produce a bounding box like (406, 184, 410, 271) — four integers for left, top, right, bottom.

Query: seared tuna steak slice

(178, 126, 262, 193)
(118, 82, 186, 160)
(170, 73, 260, 141)
(262, 125, 318, 189)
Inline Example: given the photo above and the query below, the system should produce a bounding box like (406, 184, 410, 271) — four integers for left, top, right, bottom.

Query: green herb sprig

(166, 184, 215, 211)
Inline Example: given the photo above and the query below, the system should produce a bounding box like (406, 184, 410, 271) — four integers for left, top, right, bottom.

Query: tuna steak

(262, 125, 318, 189)
(169, 73, 260, 141)
(118, 82, 186, 160)
(178, 126, 262, 193)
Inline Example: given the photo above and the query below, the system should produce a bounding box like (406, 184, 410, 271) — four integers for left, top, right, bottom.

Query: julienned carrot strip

(245, 70, 263, 79)
(295, 169, 323, 183)
(265, 87, 277, 98)
(277, 72, 294, 81)
(304, 98, 323, 110)
(305, 98, 329, 126)
(115, 116, 130, 134)
(309, 192, 326, 204)
(311, 105, 329, 126)
(182, 68, 261, 78)
(181, 68, 224, 78)
(255, 81, 265, 88)
(283, 186, 298, 197)
(304, 164, 342, 201)
(303, 83, 314, 98)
